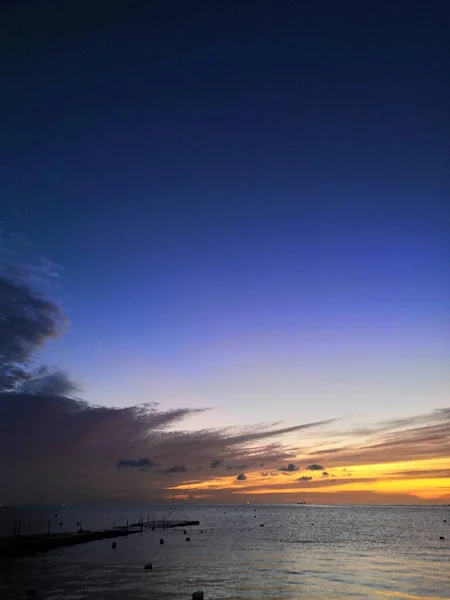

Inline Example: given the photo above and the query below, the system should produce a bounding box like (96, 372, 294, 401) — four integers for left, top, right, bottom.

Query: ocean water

(1, 504, 449, 600)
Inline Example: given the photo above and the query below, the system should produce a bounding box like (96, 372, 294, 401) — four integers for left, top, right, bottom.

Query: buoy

(183, 530, 187, 534)
(260, 524, 264, 527)
(192, 592, 204, 600)
(112, 542, 116, 549)
(144, 563, 153, 570)
(185, 537, 191, 542)
(160, 538, 164, 545)
(444, 520, 447, 523)
(440, 536, 445, 540)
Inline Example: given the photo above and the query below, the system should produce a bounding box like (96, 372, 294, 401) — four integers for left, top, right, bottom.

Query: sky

(0, 1, 449, 505)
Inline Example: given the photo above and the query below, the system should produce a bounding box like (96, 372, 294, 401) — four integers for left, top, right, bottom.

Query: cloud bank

(0, 391, 336, 503)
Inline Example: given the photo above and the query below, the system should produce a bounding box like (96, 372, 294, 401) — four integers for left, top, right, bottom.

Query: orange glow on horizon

(167, 456, 450, 502)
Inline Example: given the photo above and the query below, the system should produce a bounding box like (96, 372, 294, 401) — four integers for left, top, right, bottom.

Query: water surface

(1, 504, 449, 599)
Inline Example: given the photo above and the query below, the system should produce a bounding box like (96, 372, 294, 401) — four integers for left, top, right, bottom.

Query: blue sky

(1, 1, 448, 430)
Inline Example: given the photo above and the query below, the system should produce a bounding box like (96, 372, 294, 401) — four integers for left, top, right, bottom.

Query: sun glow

(168, 457, 450, 501)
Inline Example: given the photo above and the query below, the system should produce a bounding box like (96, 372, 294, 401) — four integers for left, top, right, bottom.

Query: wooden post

(12, 522, 17, 537)
(147, 514, 149, 524)
(162, 517, 165, 529)
(47, 520, 51, 536)
(126, 520, 128, 532)
(17, 521, 21, 537)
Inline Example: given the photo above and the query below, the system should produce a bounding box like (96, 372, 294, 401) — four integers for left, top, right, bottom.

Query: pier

(0, 519, 200, 558)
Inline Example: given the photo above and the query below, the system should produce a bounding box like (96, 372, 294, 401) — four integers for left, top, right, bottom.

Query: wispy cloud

(387, 469, 450, 478)
(306, 410, 450, 468)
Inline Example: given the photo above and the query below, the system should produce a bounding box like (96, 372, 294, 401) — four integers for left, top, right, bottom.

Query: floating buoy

(192, 592, 204, 600)
(160, 538, 164, 545)
(444, 520, 447, 523)
(260, 524, 264, 527)
(112, 542, 116, 549)
(185, 537, 191, 542)
(144, 563, 153, 570)
(440, 536, 445, 540)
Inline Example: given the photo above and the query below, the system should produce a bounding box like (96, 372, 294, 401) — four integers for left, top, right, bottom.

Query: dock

(0, 519, 200, 558)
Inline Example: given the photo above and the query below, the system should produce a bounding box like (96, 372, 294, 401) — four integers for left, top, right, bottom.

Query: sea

(0, 504, 449, 600)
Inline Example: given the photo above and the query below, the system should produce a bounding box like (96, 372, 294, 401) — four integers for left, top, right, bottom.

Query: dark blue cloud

(117, 458, 154, 469)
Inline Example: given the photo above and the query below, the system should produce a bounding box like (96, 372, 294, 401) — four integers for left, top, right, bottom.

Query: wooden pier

(0, 520, 200, 559)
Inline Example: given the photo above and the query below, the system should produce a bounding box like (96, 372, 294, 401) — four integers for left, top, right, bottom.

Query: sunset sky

(0, 1, 448, 505)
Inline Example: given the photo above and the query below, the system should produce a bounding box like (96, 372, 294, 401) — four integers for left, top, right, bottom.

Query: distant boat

(297, 501, 307, 505)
